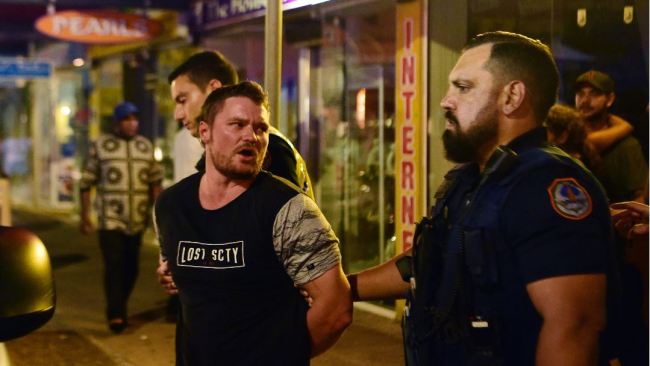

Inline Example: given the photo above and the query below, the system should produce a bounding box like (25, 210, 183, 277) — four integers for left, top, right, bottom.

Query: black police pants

(98, 230, 142, 320)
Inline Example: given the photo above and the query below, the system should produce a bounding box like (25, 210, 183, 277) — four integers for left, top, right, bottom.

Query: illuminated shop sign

(0, 59, 51, 78)
(395, 0, 427, 254)
(35, 10, 163, 44)
(198, 0, 330, 26)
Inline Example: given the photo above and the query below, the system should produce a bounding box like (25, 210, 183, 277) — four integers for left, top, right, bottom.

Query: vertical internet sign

(395, 0, 427, 255)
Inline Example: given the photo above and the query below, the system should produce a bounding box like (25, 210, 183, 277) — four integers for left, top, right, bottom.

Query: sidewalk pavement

(3, 207, 404, 366)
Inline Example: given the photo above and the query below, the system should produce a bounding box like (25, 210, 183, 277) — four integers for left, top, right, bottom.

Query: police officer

(347, 32, 615, 365)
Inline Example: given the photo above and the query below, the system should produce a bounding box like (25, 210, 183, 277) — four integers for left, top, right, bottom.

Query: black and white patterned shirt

(81, 133, 163, 234)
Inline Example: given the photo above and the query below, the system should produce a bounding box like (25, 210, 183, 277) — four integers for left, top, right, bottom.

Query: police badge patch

(547, 178, 592, 220)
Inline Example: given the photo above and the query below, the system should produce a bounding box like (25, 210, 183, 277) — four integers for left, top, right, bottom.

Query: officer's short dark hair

(200, 81, 269, 128)
(465, 31, 559, 122)
(168, 51, 239, 89)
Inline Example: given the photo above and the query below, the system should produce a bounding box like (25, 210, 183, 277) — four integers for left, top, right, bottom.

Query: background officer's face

(440, 44, 499, 163)
(171, 74, 210, 137)
(199, 96, 270, 180)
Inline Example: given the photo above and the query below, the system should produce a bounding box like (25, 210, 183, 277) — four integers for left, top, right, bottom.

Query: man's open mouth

(237, 148, 257, 158)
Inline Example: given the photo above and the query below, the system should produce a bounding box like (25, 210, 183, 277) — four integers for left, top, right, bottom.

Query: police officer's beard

(442, 106, 498, 163)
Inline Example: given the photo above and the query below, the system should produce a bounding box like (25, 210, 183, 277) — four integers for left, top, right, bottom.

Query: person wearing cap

(79, 101, 163, 333)
(575, 70, 648, 203)
(577, 70, 649, 365)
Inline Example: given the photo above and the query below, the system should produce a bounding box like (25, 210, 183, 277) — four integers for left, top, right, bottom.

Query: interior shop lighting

(154, 146, 163, 162)
(60, 105, 72, 117)
(72, 58, 85, 67)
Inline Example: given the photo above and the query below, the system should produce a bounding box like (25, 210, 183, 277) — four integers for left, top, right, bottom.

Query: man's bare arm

(348, 249, 412, 301)
(587, 115, 632, 153)
(301, 265, 352, 357)
(527, 274, 606, 366)
(79, 190, 93, 234)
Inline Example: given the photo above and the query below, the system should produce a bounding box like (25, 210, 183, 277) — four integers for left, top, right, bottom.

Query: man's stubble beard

(206, 141, 265, 180)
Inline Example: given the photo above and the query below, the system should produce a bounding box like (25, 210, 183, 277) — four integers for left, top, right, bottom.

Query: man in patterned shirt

(80, 101, 163, 333)
(154, 81, 351, 365)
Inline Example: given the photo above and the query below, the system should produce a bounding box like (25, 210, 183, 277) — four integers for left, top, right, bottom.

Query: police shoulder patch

(547, 178, 592, 220)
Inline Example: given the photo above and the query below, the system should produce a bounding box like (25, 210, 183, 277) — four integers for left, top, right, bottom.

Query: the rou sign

(35, 10, 163, 44)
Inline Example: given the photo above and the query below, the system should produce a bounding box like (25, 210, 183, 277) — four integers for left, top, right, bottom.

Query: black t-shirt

(155, 172, 313, 366)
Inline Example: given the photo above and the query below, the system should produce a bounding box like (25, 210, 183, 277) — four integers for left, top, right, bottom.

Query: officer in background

(346, 32, 615, 365)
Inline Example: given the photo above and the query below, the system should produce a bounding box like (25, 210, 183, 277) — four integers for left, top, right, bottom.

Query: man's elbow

(322, 295, 353, 335)
(308, 300, 352, 357)
(333, 300, 353, 333)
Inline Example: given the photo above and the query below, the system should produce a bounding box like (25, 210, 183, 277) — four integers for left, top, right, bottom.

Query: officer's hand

(611, 201, 649, 239)
(80, 216, 94, 235)
(297, 286, 313, 307)
(157, 259, 178, 295)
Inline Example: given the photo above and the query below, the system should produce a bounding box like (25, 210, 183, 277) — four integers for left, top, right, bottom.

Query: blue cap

(113, 102, 138, 121)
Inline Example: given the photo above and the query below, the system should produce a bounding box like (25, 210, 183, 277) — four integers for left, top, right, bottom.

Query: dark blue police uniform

(403, 128, 616, 365)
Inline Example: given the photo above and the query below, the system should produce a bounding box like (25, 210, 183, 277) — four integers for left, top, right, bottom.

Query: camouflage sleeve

(79, 141, 99, 191)
(273, 194, 341, 286)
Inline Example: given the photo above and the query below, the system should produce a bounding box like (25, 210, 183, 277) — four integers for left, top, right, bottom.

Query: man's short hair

(465, 31, 559, 121)
(200, 81, 269, 128)
(168, 51, 239, 89)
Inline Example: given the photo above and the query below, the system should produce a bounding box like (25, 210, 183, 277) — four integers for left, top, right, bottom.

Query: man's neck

(585, 113, 610, 132)
(477, 120, 537, 172)
(112, 130, 134, 140)
(199, 170, 253, 210)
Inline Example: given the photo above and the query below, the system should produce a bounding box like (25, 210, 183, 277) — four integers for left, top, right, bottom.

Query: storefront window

(316, 1, 396, 275)
(0, 82, 33, 205)
(198, 0, 398, 280)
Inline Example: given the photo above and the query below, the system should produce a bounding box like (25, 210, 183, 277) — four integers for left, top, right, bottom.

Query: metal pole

(265, 0, 282, 128)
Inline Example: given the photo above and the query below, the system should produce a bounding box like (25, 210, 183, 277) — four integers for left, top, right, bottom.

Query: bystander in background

(80, 102, 163, 333)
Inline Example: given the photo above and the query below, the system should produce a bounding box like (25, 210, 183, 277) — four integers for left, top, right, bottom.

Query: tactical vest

(402, 145, 602, 366)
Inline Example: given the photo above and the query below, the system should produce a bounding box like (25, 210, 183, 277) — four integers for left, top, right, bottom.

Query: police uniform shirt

(154, 171, 340, 365)
(80, 133, 163, 234)
(498, 129, 614, 364)
(428, 128, 613, 365)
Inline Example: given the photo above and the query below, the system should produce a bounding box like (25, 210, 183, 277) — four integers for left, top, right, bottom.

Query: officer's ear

(206, 79, 223, 93)
(501, 80, 526, 116)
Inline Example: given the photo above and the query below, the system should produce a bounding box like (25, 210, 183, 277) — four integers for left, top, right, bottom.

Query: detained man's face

(171, 75, 211, 138)
(439, 43, 500, 163)
(199, 96, 270, 180)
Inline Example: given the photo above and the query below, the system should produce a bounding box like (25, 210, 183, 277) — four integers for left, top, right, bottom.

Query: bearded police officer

(347, 32, 616, 365)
